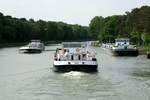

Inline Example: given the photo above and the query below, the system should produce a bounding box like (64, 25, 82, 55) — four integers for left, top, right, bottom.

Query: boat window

(82, 54, 86, 60)
(78, 55, 81, 60)
(63, 44, 82, 48)
(62, 42, 87, 48)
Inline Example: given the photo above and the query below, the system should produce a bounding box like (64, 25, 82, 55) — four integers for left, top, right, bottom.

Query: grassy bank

(0, 43, 27, 48)
(138, 45, 150, 54)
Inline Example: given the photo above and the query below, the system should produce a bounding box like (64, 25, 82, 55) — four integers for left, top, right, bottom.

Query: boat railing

(55, 52, 95, 61)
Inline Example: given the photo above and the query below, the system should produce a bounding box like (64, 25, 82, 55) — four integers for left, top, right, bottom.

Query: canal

(0, 45, 150, 100)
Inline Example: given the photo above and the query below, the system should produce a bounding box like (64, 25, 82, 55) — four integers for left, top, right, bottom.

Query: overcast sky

(0, 0, 150, 26)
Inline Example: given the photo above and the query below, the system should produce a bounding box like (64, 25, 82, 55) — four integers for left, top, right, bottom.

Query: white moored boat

(111, 38, 138, 56)
(53, 42, 98, 72)
(19, 40, 45, 53)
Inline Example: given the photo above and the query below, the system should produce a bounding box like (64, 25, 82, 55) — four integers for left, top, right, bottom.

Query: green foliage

(89, 16, 104, 39)
(89, 6, 150, 45)
(129, 31, 141, 45)
(141, 32, 150, 45)
(0, 13, 90, 43)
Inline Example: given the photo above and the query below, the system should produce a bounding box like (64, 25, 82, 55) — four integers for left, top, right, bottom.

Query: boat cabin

(115, 38, 130, 46)
(54, 42, 95, 61)
(62, 42, 87, 48)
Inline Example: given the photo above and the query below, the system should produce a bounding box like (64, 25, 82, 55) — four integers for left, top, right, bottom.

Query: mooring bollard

(147, 52, 150, 59)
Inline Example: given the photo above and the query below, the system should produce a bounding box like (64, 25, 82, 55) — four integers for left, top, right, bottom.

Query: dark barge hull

(20, 49, 42, 53)
(112, 49, 139, 56)
(53, 65, 98, 72)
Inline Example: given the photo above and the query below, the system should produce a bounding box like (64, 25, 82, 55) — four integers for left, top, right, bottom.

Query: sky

(0, 0, 150, 26)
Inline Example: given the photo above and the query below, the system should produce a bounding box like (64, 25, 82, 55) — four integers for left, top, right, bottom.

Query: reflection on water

(0, 46, 150, 100)
(132, 68, 150, 77)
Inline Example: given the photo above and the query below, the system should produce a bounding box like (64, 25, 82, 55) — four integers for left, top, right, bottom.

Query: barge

(19, 40, 45, 53)
(111, 38, 139, 56)
(53, 42, 98, 72)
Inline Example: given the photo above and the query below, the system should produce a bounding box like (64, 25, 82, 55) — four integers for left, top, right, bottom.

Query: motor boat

(53, 42, 98, 72)
(111, 38, 138, 56)
(19, 40, 45, 53)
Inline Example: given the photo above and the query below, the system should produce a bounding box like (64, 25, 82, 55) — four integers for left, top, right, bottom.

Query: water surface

(0, 46, 150, 100)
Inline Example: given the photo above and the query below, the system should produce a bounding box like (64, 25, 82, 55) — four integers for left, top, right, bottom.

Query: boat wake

(62, 71, 84, 79)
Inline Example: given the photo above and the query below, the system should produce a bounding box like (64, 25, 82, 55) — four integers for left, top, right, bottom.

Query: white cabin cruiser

(19, 40, 45, 53)
(53, 42, 98, 72)
(112, 38, 138, 56)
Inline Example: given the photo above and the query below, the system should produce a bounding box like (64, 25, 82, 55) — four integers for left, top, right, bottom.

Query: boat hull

(53, 61, 98, 72)
(53, 65, 98, 72)
(19, 49, 42, 53)
(112, 49, 139, 56)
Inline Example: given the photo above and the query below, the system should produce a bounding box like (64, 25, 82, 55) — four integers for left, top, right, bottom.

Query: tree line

(0, 5, 150, 45)
(0, 13, 90, 43)
(89, 6, 150, 45)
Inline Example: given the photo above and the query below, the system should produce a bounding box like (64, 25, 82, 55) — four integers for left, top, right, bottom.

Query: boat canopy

(62, 42, 87, 48)
(31, 40, 41, 42)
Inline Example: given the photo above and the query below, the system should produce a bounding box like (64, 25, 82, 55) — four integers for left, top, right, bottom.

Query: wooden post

(147, 52, 150, 59)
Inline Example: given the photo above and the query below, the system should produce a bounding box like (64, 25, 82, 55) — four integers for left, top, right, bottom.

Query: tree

(89, 5, 150, 45)
(89, 16, 104, 39)
(141, 32, 150, 45)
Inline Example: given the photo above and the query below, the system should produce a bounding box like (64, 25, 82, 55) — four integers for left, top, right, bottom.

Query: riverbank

(91, 41, 150, 55)
(0, 40, 89, 48)
(0, 43, 27, 48)
(138, 45, 150, 55)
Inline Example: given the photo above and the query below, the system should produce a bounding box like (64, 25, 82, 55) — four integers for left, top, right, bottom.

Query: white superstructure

(111, 38, 138, 56)
(112, 38, 137, 50)
(53, 42, 98, 71)
(19, 40, 45, 53)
